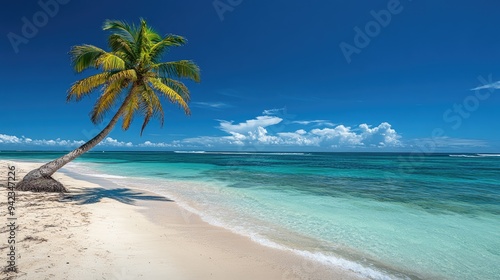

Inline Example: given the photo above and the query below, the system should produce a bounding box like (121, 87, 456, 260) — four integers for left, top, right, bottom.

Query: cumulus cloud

(277, 130, 318, 146)
(275, 122, 401, 148)
(0, 134, 132, 148)
(218, 116, 283, 134)
(138, 141, 181, 148)
(0, 134, 23, 144)
(0, 115, 404, 150)
(185, 115, 402, 149)
(358, 122, 401, 147)
(310, 125, 363, 146)
(33, 138, 86, 146)
(0, 134, 85, 147)
(97, 137, 133, 147)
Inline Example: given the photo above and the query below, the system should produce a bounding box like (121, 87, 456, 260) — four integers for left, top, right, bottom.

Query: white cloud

(292, 120, 335, 127)
(0, 134, 134, 148)
(8, 116, 491, 151)
(0, 134, 23, 144)
(32, 138, 86, 146)
(358, 122, 401, 147)
(182, 135, 244, 147)
(262, 108, 287, 116)
(187, 116, 403, 149)
(0, 134, 85, 146)
(138, 141, 181, 148)
(471, 81, 500, 91)
(97, 137, 133, 147)
(311, 125, 363, 146)
(218, 116, 283, 134)
(277, 130, 318, 146)
(192, 102, 231, 109)
(296, 129, 306, 135)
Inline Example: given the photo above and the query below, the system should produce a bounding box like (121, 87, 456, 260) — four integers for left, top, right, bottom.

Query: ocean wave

(449, 154, 500, 158)
(242, 233, 398, 280)
(89, 174, 128, 179)
(173, 151, 206, 154)
(448, 154, 481, 158)
(167, 194, 397, 280)
(174, 151, 310, 156)
(74, 172, 128, 179)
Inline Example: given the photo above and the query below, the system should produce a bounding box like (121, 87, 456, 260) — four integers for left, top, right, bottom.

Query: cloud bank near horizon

(0, 111, 490, 151)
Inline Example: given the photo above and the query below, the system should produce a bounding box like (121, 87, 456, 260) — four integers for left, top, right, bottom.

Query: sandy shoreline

(0, 161, 362, 279)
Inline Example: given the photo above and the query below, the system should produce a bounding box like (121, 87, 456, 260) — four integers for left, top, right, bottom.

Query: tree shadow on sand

(62, 188, 174, 205)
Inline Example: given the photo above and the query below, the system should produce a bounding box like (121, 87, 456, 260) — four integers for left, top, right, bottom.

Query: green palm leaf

(139, 84, 164, 135)
(150, 35, 186, 62)
(122, 87, 140, 130)
(153, 60, 200, 82)
(69, 18, 199, 134)
(95, 52, 126, 71)
(102, 20, 136, 43)
(70, 45, 107, 73)
(148, 77, 191, 115)
(90, 78, 129, 124)
(162, 78, 191, 102)
(108, 34, 136, 62)
(67, 72, 112, 101)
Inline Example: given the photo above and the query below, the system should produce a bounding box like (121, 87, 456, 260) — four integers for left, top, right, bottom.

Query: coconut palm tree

(16, 19, 200, 192)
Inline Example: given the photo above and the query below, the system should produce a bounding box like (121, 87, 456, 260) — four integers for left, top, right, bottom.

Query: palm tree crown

(68, 18, 200, 134)
(16, 19, 200, 193)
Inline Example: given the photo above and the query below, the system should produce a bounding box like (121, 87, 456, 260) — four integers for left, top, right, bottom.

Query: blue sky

(1, 0, 500, 152)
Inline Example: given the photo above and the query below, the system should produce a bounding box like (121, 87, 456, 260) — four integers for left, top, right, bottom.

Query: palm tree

(16, 19, 200, 192)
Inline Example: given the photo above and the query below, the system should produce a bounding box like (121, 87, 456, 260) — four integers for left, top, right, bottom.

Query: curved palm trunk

(17, 92, 135, 192)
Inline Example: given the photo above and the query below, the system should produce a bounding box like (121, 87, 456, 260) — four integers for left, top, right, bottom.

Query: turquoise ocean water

(1, 151, 499, 279)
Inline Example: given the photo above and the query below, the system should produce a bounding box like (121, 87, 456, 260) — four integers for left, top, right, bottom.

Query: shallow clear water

(2, 151, 499, 279)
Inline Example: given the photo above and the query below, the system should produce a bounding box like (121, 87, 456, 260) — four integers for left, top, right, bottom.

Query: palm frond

(149, 35, 186, 62)
(70, 45, 107, 73)
(95, 52, 126, 71)
(67, 72, 111, 101)
(139, 85, 164, 135)
(108, 69, 137, 84)
(68, 19, 200, 137)
(148, 78, 190, 115)
(161, 78, 191, 102)
(90, 79, 129, 124)
(135, 19, 150, 63)
(153, 60, 200, 82)
(121, 88, 140, 130)
(144, 22, 162, 44)
(103, 20, 136, 43)
(108, 34, 136, 61)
